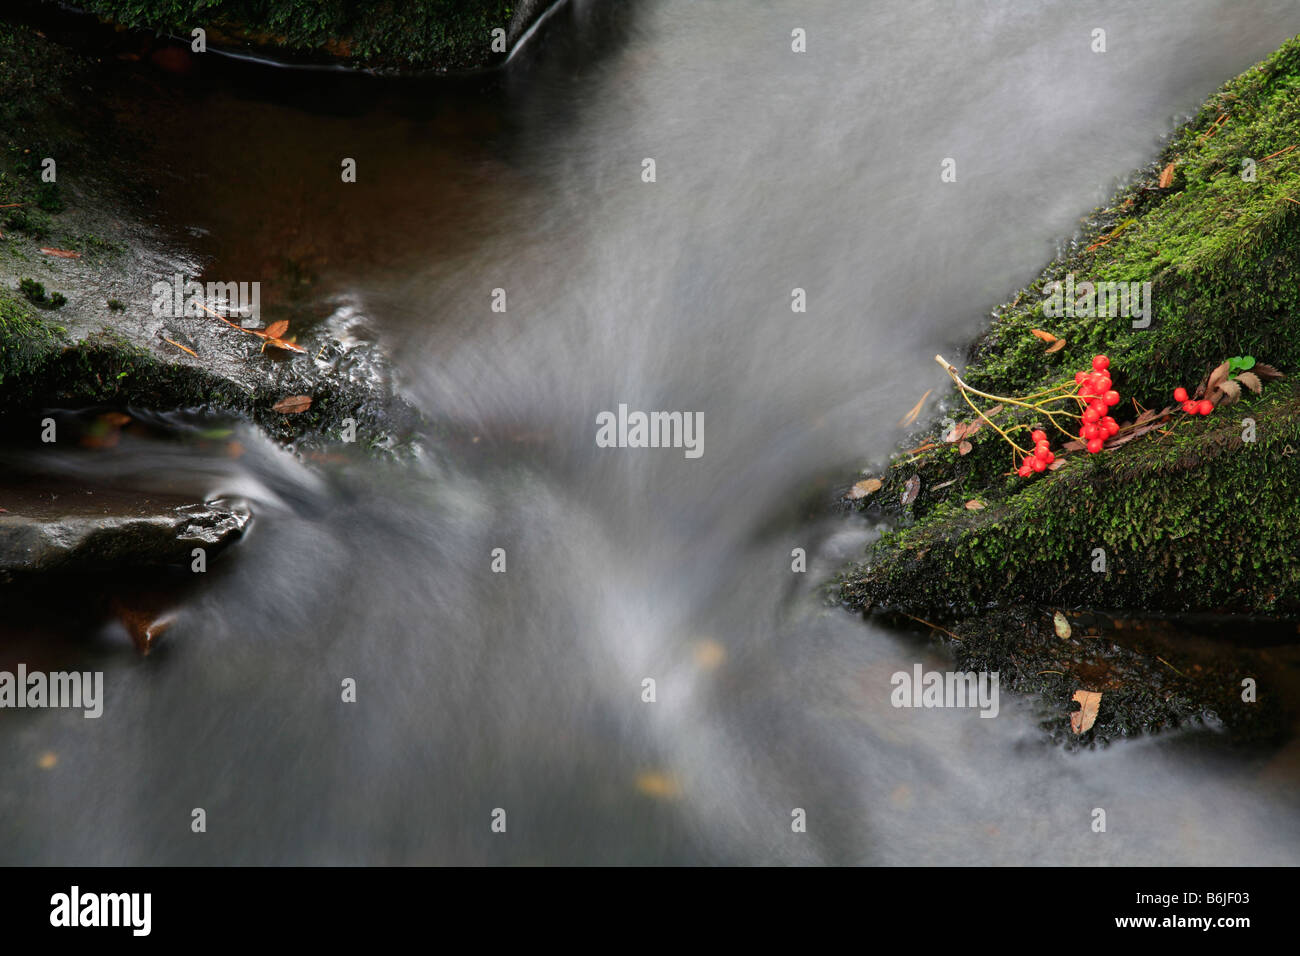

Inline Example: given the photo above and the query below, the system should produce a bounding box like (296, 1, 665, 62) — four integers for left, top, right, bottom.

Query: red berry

(1093, 355, 1109, 371)
(1173, 387, 1188, 403)
(1031, 429, 1047, 443)
(1074, 371, 1088, 385)
(1105, 419, 1120, 436)
(1198, 399, 1213, 415)
(1043, 450, 1055, 464)
(1035, 446, 1051, 461)
(1083, 408, 1099, 423)
(1104, 390, 1119, 406)
(1089, 373, 1108, 392)
(1087, 438, 1104, 453)
(1017, 464, 1032, 477)
(1030, 457, 1047, 472)
(1182, 401, 1197, 414)
(1083, 423, 1100, 440)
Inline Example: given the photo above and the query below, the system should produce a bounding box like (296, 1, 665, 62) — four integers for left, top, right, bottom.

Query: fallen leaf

(1215, 379, 1242, 405)
(1053, 611, 1072, 640)
(1045, 338, 1067, 353)
(958, 440, 973, 456)
(1236, 371, 1263, 394)
(1254, 363, 1285, 381)
(263, 337, 308, 354)
(898, 388, 933, 427)
(1206, 360, 1231, 397)
(264, 319, 290, 340)
(39, 247, 81, 258)
(964, 499, 984, 510)
(901, 475, 922, 506)
(1070, 690, 1102, 734)
(100, 412, 130, 427)
(1048, 459, 1066, 471)
(931, 478, 957, 490)
(945, 419, 983, 442)
(846, 478, 882, 500)
(906, 441, 938, 455)
(272, 395, 313, 414)
(1158, 162, 1176, 188)
(110, 597, 175, 656)
(1030, 329, 1058, 343)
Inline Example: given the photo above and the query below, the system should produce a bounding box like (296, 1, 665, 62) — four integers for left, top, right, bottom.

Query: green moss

(843, 34, 1300, 618)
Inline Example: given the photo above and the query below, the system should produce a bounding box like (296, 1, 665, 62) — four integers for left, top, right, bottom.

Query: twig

(161, 336, 198, 358)
(899, 611, 962, 642)
(1156, 655, 1185, 677)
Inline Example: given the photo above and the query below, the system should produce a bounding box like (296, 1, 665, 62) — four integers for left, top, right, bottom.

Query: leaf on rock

(898, 389, 933, 427)
(39, 247, 81, 258)
(946, 419, 983, 442)
(901, 475, 921, 506)
(1070, 690, 1102, 735)
(958, 440, 973, 456)
(264, 319, 290, 340)
(272, 395, 312, 414)
(1254, 363, 1285, 381)
(1158, 162, 1176, 188)
(1236, 371, 1262, 394)
(1053, 611, 1071, 639)
(846, 478, 882, 500)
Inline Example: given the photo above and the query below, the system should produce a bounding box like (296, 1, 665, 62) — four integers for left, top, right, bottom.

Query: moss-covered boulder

(843, 34, 1300, 618)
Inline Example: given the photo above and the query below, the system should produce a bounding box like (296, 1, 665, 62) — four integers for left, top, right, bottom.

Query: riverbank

(34, 0, 556, 72)
(0, 21, 417, 449)
(840, 34, 1300, 742)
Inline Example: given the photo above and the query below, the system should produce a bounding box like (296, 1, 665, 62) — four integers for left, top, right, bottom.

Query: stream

(3, 0, 1300, 864)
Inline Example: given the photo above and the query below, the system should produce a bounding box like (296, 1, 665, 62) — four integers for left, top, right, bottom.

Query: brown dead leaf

(964, 499, 984, 510)
(1070, 690, 1102, 734)
(901, 475, 921, 506)
(1254, 363, 1284, 381)
(100, 412, 130, 427)
(846, 478, 882, 500)
(1215, 379, 1242, 405)
(264, 319, 289, 340)
(1048, 459, 1066, 471)
(958, 440, 973, 456)
(1158, 162, 1176, 189)
(1206, 360, 1231, 397)
(906, 441, 938, 455)
(1236, 371, 1262, 394)
(1045, 338, 1067, 353)
(946, 419, 983, 442)
(39, 247, 81, 258)
(1030, 329, 1058, 343)
(264, 337, 308, 354)
(161, 336, 198, 358)
(898, 389, 933, 427)
(272, 395, 312, 414)
(110, 597, 175, 656)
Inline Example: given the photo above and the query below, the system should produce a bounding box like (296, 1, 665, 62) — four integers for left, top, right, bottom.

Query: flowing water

(4, 0, 1300, 864)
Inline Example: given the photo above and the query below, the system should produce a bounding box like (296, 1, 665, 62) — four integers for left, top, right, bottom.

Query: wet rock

(0, 485, 250, 574)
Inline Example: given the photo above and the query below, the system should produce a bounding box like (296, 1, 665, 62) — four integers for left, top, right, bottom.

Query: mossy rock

(842, 34, 1300, 619)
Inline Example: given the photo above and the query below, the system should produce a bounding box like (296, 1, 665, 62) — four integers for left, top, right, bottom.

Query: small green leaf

(1228, 355, 1255, 375)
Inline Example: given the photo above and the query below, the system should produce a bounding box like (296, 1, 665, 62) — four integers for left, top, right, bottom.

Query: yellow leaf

(846, 478, 882, 500)
(1053, 611, 1071, 640)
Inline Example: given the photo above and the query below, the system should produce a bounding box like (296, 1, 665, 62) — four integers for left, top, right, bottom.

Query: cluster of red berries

(1074, 355, 1120, 453)
(1173, 386, 1213, 416)
(1016, 428, 1056, 476)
